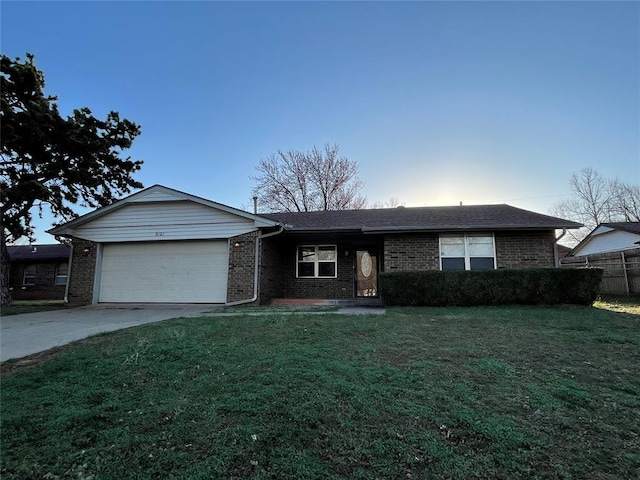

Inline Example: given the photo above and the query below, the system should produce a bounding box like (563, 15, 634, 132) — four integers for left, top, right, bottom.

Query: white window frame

(54, 262, 68, 285)
(439, 233, 496, 271)
(296, 244, 338, 278)
(23, 265, 36, 286)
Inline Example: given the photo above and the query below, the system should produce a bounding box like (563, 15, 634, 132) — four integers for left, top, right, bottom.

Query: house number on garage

(155, 232, 165, 237)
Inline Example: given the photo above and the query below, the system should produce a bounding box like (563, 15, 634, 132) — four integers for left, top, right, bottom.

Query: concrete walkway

(0, 304, 219, 362)
(207, 306, 387, 317)
(338, 306, 386, 315)
(1, 304, 386, 362)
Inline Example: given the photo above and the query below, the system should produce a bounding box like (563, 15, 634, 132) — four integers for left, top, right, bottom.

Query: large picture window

(440, 234, 495, 270)
(297, 245, 337, 278)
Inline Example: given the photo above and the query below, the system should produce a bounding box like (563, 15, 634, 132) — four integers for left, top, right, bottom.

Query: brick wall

(495, 231, 556, 269)
(9, 261, 67, 300)
(282, 242, 353, 299)
(227, 232, 258, 303)
(383, 234, 440, 271)
(383, 231, 557, 272)
(258, 238, 286, 304)
(258, 230, 557, 302)
(67, 239, 98, 305)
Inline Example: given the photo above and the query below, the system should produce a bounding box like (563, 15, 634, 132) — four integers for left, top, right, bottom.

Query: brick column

(67, 239, 98, 305)
(227, 231, 258, 303)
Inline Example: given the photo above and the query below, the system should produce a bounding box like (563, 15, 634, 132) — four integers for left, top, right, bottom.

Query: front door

(355, 248, 378, 297)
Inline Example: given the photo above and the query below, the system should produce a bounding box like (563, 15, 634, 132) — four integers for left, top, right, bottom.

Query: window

(297, 245, 337, 278)
(23, 265, 36, 286)
(440, 234, 495, 270)
(54, 263, 68, 285)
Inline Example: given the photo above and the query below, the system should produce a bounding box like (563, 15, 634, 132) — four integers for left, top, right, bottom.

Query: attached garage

(98, 240, 228, 303)
(48, 185, 279, 305)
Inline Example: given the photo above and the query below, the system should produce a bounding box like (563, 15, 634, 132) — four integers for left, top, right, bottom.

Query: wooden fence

(560, 248, 640, 295)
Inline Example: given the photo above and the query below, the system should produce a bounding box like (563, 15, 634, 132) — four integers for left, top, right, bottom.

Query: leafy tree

(251, 144, 366, 212)
(551, 167, 640, 244)
(1, 53, 143, 305)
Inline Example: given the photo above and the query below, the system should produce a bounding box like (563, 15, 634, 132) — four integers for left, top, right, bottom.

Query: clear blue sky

(2, 1, 638, 244)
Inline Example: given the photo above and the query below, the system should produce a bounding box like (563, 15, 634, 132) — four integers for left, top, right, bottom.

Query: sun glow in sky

(2, 1, 638, 243)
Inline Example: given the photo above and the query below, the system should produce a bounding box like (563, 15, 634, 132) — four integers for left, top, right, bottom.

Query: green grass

(0, 300, 66, 316)
(1, 304, 639, 479)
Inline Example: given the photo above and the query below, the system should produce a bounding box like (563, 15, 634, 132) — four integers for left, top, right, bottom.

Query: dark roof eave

(361, 224, 582, 233)
(280, 224, 582, 234)
(281, 227, 364, 234)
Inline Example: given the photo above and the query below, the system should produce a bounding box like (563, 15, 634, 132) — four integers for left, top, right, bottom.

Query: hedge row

(378, 268, 603, 306)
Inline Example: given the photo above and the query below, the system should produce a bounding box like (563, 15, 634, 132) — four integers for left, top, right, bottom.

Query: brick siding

(495, 231, 556, 269)
(281, 242, 353, 299)
(67, 239, 98, 305)
(383, 231, 557, 272)
(227, 232, 258, 303)
(63, 230, 558, 306)
(383, 234, 440, 271)
(258, 238, 286, 304)
(9, 261, 67, 301)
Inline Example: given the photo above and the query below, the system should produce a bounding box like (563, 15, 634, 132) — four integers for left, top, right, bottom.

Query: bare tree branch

(370, 196, 404, 209)
(251, 144, 365, 212)
(551, 168, 640, 245)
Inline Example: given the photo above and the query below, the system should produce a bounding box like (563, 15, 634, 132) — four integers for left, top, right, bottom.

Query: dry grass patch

(594, 295, 640, 315)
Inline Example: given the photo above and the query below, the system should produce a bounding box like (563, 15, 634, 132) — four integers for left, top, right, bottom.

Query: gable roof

(262, 204, 582, 233)
(7, 244, 70, 261)
(48, 184, 278, 237)
(597, 222, 640, 235)
(569, 222, 640, 256)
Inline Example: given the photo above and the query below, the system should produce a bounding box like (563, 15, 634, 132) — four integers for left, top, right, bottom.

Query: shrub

(379, 268, 604, 307)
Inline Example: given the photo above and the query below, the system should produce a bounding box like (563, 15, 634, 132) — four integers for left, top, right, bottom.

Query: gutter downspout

(61, 237, 73, 304)
(225, 225, 284, 306)
(554, 228, 567, 267)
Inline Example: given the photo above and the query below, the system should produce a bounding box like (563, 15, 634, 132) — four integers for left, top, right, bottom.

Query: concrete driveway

(1, 304, 219, 362)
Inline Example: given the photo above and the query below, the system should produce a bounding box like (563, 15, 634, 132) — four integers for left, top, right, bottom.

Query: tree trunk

(1, 231, 12, 306)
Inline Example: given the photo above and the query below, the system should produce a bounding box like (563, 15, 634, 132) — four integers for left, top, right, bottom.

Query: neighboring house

(567, 222, 640, 257)
(48, 185, 581, 306)
(562, 222, 640, 295)
(7, 244, 71, 301)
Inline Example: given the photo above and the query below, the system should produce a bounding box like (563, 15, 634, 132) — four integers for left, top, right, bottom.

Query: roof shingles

(262, 204, 581, 232)
(601, 222, 640, 235)
(7, 244, 70, 261)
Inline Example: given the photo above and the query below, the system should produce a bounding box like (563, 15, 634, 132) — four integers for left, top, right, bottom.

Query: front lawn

(1, 305, 639, 479)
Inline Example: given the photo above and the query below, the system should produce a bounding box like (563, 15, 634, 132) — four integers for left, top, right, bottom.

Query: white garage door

(98, 241, 228, 303)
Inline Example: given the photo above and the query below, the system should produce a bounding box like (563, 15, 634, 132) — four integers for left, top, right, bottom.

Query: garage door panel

(99, 241, 228, 303)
